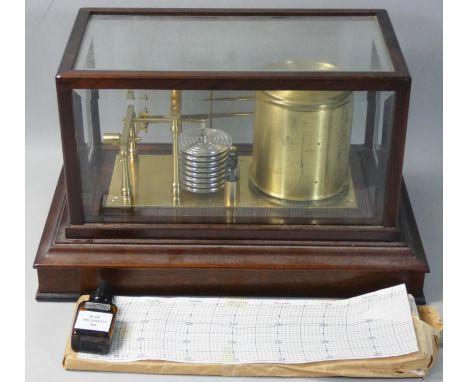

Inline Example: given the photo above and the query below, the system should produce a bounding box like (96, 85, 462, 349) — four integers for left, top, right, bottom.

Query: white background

(25, 0, 442, 381)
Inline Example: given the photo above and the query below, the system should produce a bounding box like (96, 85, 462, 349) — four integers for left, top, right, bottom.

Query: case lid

(74, 14, 394, 72)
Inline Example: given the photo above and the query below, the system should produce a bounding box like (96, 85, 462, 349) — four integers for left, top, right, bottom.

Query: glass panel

(73, 87, 394, 224)
(74, 15, 393, 72)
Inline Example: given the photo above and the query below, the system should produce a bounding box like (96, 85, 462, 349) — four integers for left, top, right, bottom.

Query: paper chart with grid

(79, 284, 418, 364)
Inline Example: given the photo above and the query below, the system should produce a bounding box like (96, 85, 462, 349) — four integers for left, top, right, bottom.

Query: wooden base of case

(34, 170, 429, 303)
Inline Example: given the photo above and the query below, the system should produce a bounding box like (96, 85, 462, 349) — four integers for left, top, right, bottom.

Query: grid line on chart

(161, 299, 175, 359)
(208, 300, 219, 361)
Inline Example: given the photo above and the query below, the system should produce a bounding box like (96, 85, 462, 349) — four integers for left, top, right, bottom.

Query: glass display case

(34, 9, 429, 302)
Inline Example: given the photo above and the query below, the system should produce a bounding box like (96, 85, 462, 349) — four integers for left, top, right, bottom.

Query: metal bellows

(178, 127, 232, 193)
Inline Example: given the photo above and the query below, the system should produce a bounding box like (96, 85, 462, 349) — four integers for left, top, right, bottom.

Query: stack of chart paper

(64, 284, 441, 378)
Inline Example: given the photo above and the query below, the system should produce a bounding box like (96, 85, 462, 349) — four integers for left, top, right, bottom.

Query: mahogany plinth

(34, 170, 429, 303)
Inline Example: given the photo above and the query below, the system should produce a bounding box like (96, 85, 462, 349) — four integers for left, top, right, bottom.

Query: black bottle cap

(90, 282, 113, 304)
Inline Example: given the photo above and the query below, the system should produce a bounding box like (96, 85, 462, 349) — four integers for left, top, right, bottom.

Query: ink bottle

(71, 282, 118, 354)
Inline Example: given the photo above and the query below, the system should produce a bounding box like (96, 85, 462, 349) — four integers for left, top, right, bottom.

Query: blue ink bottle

(71, 282, 118, 354)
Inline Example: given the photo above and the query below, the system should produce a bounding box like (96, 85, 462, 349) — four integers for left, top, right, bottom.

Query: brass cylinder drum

(249, 63, 353, 202)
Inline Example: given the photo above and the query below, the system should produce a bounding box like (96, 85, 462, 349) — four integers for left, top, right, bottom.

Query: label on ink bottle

(74, 310, 113, 332)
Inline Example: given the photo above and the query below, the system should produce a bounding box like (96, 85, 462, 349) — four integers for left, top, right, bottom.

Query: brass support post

(209, 91, 213, 128)
(170, 90, 182, 202)
(119, 151, 132, 205)
(119, 105, 136, 203)
(128, 120, 138, 161)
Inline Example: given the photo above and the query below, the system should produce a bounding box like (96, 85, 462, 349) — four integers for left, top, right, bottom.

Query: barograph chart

(79, 284, 418, 364)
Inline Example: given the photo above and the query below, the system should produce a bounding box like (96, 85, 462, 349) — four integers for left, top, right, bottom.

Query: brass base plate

(105, 155, 357, 209)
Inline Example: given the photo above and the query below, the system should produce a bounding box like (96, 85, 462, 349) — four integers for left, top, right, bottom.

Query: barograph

(34, 8, 429, 302)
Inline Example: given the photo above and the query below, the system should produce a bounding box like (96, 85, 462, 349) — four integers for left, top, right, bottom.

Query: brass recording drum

(249, 61, 354, 202)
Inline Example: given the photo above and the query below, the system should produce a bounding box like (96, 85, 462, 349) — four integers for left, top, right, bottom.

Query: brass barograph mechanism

(102, 91, 253, 205)
(103, 85, 357, 210)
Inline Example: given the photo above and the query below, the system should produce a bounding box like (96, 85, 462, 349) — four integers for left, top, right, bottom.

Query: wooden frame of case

(35, 8, 429, 302)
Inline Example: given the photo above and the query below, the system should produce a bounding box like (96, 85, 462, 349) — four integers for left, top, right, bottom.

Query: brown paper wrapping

(63, 295, 441, 378)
